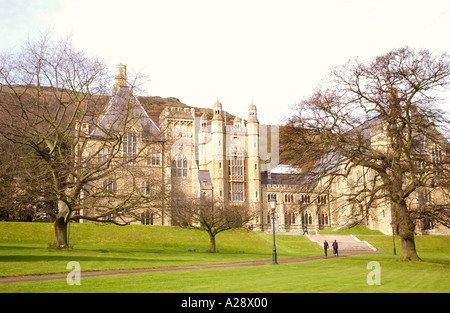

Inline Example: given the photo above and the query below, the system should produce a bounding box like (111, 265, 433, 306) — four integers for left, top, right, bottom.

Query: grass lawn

(0, 222, 449, 293)
(0, 222, 321, 277)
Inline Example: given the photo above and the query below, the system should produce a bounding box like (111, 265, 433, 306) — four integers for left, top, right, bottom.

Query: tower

(210, 98, 227, 202)
(247, 101, 262, 225)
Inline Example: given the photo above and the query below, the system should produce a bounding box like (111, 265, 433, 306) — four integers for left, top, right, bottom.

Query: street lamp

(269, 198, 278, 264)
(390, 221, 397, 255)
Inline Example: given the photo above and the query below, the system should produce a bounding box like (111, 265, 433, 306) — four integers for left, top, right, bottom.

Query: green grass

(358, 234, 450, 264)
(3, 254, 449, 293)
(0, 222, 321, 277)
(0, 222, 449, 293)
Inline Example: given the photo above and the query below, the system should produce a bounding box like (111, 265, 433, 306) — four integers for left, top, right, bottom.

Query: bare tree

(0, 34, 164, 248)
(171, 196, 253, 253)
(0, 137, 58, 221)
(284, 47, 450, 261)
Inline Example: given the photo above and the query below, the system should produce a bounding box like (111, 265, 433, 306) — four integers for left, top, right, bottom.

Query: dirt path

(0, 250, 382, 284)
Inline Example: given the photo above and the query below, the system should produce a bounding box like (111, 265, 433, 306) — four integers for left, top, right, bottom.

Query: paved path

(305, 234, 379, 253)
(0, 236, 382, 284)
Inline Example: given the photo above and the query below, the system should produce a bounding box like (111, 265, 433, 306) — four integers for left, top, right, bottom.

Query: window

(103, 179, 117, 194)
(98, 146, 110, 163)
(229, 182, 244, 202)
(172, 154, 188, 177)
(285, 212, 295, 224)
(423, 218, 435, 230)
(141, 211, 154, 225)
(300, 194, 311, 204)
(148, 148, 161, 166)
(228, 155, 245, 202)
(229, 156, 244, 178)
(285, 194, 294, 203)
(419, 191, 432, 203)
(302, 211, 312, 225)
(432, 146, 442, 164)
(319, 212, 329, 225)
(141, 181, 154, 195)
(318, 195, 327, 204)
(123, 133, 137, 162)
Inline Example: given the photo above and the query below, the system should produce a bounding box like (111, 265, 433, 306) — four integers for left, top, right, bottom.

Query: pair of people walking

(323, 240, 338, 257)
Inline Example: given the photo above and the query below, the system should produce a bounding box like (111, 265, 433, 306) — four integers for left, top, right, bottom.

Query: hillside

(0, 85, 237, 128)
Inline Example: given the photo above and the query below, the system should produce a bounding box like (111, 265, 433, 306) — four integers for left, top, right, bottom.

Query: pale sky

(1, 0, 449, 124)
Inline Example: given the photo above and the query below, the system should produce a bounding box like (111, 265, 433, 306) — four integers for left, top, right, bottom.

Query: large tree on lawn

(0, 34, 159, 248)
(283, 47, 450, 261)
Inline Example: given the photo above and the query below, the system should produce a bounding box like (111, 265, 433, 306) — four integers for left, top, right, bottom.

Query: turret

(248, 101, 258, 123)
(212, 98, 224, 121)
(246, 101, 262, 226)
(210, 98, 226, 202)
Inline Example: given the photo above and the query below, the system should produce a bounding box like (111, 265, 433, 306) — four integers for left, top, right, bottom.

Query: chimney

(112, 64, 127, 95)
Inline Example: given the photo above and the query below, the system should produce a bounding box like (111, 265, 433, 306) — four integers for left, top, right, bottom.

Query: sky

(1, 0, 450, 125)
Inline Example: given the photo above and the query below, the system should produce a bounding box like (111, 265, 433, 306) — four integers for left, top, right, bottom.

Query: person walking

(323, 240, 329, 257)
(303, 226, 308, 235)
(332, 240, 339, 256)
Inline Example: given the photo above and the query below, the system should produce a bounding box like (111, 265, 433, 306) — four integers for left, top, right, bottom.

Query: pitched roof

(92, 86, 161, 140)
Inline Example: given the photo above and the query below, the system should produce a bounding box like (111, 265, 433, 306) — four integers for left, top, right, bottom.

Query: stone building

(78, 64, 449, 235)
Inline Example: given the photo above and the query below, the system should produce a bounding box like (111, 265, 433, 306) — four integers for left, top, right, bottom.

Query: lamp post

(269, 198, 278, 264)
(390, 221, 397, 255)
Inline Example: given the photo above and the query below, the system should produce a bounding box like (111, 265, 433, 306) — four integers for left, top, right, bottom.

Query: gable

(92, 86, 161, 140)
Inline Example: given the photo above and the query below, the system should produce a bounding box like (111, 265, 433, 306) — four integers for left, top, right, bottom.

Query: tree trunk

(53, 214, 68, 248)
(395, 200, 421, 261)
(209, 234, 216, 253)
(53, 199, 70, 248)
(399, 233, 421, 261)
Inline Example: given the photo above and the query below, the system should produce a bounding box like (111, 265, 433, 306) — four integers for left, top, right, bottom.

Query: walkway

(0, 235, 381, 284)
(305, 234, 379, 254)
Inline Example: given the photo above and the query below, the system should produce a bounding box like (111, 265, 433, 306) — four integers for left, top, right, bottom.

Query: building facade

(79, 64, 449, 235)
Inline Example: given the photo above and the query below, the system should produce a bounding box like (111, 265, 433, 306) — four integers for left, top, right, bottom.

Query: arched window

(148, 148, 161, 166)
(172, 154, 188, 177)
(303, 211, 312, 225)
(141, 210, 154, 225)
(103, 179, 117, 194)
(286, 212, 295, 224)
